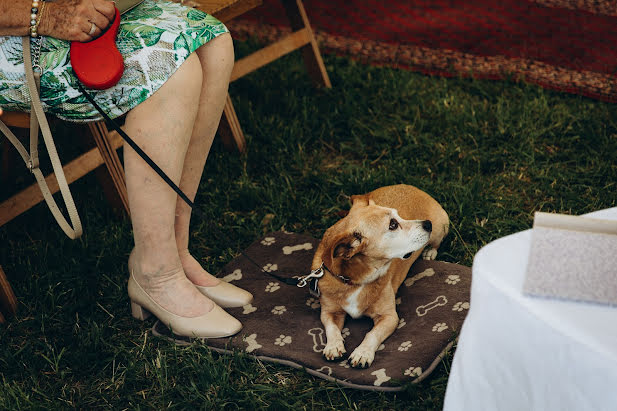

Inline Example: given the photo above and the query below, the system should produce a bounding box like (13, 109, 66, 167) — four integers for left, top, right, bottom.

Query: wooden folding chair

(0, 113, 126, 320)
(203, 0, 332, 152)
(0, 0, 331, 319)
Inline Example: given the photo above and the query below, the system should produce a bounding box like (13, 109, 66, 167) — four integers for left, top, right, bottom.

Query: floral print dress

(0, 0, 228, 121)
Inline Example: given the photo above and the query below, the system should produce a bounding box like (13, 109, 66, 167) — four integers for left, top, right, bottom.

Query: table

(443, 208, 617, 411)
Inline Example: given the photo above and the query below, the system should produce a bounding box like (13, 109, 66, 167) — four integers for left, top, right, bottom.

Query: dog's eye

(389, 218, 399, 230)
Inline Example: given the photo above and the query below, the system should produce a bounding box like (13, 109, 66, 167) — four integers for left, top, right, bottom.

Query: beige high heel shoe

(127, 271, 242, 338)
(194, 281, 253, 308)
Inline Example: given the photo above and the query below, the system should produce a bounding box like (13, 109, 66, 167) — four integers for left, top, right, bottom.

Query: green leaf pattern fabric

(0, 0, 228, 121)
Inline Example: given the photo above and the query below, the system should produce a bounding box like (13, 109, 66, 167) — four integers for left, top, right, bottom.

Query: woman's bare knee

(195, 33, 234, 80)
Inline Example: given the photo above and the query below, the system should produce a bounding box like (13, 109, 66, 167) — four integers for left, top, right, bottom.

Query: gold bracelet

(36, 1, 47, 35)
(30, 0, 46, 38)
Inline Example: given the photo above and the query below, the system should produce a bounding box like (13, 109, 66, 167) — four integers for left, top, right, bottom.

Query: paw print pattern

(398, 341, 413, 351)
(453, 301, 470, 312)
(445, 275, 461, 285)
(341, 328, 350, 339)
(397, 318, 406, 329)
(404, 367, 423, 377)
(271, 305, 287, 315)
(265, 282, 280, 293)
(306, 297, 320, 309)
(275, 335, 292, 346)
(262, 263, 278, 273)
(432, 322, 448, 332)
(261, 237, 276, 246)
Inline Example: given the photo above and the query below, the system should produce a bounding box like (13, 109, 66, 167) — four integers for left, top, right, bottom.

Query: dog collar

(322, 263, 352, 285)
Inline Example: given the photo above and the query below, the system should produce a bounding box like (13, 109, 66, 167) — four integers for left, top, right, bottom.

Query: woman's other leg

(123, 53, 214, 317)
(172, 33, 235, 287)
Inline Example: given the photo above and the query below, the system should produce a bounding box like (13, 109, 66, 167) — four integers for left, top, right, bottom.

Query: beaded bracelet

(29, 0, 46, 38)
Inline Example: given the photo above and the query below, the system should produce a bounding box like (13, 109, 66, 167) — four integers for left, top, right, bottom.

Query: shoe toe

(128, 272, 242, 338)
(195, 281, 253, 308)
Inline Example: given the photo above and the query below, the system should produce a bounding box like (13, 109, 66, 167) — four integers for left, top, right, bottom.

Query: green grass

(1, 39, 616, 409)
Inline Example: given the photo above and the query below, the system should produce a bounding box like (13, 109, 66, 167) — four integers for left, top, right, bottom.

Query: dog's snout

(422, 220, 432, 232)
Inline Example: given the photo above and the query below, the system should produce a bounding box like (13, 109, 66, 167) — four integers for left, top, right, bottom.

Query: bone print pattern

(308, 328, 327, 353)
(282, 242, 313, 255)
(243, 334, 262, 353)
(222, 269, 242, 282)
(316, 366, 333, 375)
(194, 232, 471, 391)
(416, 295, 448, 316)
(371, 368, 391, 387)
(405, 268, 436, 287)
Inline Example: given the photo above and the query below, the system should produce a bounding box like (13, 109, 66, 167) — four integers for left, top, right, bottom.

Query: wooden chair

(0, 0, 330, 320)
(204, 0, 332, 151)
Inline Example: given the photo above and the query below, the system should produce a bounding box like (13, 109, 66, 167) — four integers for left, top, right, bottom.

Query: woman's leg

(123, 52, 214, 317)
(173, 33, 235, 287)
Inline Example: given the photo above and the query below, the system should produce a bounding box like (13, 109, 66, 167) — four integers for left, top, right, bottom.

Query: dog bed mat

(152, 231, 471, 391)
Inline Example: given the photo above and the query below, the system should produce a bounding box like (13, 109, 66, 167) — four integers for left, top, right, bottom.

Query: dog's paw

(348, 346, 375, 368)
(422, 247, 438, 260)
(323, 340, 346, 361)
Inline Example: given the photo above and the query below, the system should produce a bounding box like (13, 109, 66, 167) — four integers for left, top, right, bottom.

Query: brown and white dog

(311, 184, 449, 368)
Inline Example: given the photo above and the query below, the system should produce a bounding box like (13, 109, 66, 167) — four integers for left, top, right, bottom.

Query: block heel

(127, 267, 242, 338)
(131, 301, 151, 321)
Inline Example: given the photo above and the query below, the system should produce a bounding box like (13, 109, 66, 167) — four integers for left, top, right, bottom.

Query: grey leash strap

(0, 37, 82, 239)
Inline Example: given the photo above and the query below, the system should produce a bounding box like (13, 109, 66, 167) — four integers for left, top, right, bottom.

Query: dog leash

(77, 81, 332, 295)
(77, 81, 202, 219)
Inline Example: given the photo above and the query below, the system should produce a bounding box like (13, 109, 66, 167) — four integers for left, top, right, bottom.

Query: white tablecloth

(443, 208, 617, 411)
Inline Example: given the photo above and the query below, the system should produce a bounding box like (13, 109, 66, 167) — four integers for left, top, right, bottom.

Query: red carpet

(228, 0, 617, 102)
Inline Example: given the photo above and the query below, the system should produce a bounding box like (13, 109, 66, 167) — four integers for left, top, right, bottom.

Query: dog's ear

(332, 232, 364, 260)
(350, 195, 376, 214)
(350, 194, 369, 207)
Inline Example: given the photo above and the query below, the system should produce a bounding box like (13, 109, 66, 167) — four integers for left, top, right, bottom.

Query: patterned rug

(152, 231, 471, 391)
(226, 0, 617, 102)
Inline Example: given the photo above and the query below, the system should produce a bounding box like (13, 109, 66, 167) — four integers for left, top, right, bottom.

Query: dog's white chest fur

(342, 286, 365, 318)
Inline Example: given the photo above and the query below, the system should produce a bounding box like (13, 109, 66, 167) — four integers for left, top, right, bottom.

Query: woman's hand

(39, 0, 116, 42)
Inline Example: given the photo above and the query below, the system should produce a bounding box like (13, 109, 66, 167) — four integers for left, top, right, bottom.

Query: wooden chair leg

(1, 141, 11, 190)
(0, 266, 18, 319)
(1, 128, 28, 195)
(281, 0, 332, 88)
(88, 122, 130, 216)
(217, 94, 246, 153)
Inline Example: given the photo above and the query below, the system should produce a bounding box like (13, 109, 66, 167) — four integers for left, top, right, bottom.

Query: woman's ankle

(177, 249, 221, 287)
(129, 248, 215, 317)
